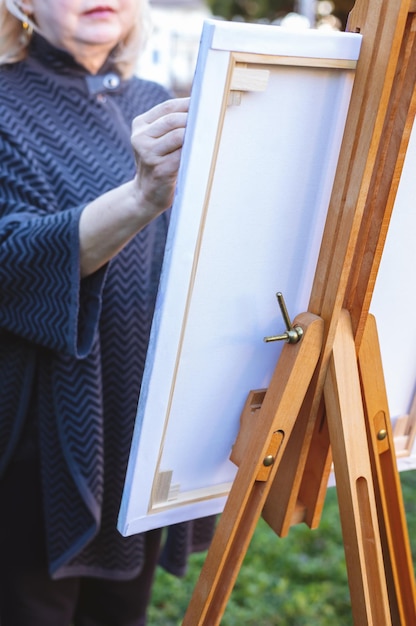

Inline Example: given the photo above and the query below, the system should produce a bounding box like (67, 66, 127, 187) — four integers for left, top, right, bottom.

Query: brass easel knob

(377, 429, 387, 441)
(263, 454, 275, 467)
(264, 292, 303, 344)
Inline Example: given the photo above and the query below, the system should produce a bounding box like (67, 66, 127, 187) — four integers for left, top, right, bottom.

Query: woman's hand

(132, 97, 189, 219)
(79, 97, 189, 278)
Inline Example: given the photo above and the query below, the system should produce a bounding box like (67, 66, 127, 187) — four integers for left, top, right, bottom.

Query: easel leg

(324, 310, 391, 625)
(358, 314, 416, 625)
(262, 377, 331, 535)
(182, 313, 324, 626)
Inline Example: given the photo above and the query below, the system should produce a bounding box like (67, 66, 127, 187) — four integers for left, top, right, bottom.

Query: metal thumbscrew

(263, 292, 304, 344)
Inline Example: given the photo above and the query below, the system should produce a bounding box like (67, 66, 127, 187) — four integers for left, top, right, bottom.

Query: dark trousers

(0, 459, 162, 626)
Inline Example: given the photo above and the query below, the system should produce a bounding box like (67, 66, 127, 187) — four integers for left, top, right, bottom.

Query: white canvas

(118, 19, 362, 536)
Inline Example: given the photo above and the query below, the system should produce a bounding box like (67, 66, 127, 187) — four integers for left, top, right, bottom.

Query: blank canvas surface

(118, 20, 362, 535)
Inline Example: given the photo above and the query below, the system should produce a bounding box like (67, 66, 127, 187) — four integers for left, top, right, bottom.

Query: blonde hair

(0, 0, 152, 78)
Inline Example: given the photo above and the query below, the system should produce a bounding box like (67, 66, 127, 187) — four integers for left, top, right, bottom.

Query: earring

(20, 17, 33, 44)
(22, 19, 33, 36)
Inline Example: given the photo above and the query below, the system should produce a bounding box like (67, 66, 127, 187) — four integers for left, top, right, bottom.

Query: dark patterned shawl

(0, 34, 214, 579)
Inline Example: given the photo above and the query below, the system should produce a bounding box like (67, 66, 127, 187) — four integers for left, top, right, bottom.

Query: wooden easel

(182, 0, 416, 624)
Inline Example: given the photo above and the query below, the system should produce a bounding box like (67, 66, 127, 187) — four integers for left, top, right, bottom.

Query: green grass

(148, 470, 416, 625)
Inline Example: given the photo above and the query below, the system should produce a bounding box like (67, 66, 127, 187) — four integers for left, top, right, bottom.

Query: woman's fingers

(132, 98, 189, 160)
(131, 97, 190, 213)
(134, 97, 190, 127)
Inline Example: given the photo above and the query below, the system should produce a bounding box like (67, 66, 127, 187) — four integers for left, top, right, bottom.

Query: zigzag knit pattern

(0, 34, 175, 577)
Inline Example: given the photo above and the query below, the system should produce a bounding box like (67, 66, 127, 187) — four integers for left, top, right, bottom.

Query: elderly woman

(0, 1, 214, 624)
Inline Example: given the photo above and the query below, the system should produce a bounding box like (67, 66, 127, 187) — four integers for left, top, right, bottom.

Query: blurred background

(138, 0, 356, 95)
